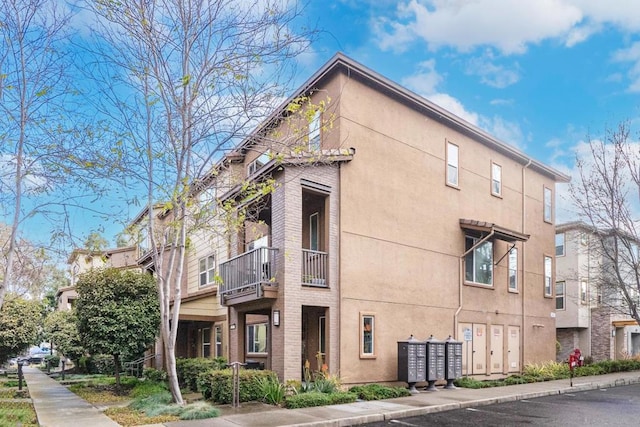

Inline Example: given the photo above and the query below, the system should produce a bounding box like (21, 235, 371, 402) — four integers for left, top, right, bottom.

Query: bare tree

(86, 0, 317, 404)
(570, 121, 640, 325)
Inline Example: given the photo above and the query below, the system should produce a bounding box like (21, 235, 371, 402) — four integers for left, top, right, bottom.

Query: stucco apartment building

(556, 222, 640, 362)
(208, 53, 569, 385)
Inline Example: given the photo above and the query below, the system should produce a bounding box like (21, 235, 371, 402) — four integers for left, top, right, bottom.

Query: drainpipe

(521, 159, 532, 369)
(455, 231, 496, 338)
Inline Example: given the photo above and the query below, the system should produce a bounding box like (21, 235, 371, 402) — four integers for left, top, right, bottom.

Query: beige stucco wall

(332, 72, 558, 383)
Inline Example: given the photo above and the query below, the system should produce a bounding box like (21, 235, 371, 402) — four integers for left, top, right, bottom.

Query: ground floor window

(360, 313, 375, 358)
(202, 328, 211, 358)
(247, 323, 267, 354)
(215, 326, 223, 357)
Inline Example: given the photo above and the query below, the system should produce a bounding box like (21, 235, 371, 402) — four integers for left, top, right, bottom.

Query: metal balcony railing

(219, 247, 278, 297)
(302, 249, 328, 287)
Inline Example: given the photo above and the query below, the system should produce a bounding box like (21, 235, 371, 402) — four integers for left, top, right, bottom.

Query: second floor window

(508, 247, 518, 291)
(199, 254, 216, 287)
(309, 110, 321, 150)
(465, 236, 493, 286)
(544, 187, 553, 223)
(556, 281, 565, 310)
(446, 142, 459, 187)
(491, 163, 502, 196)
(247, 323, 267, 354)
(310, 212, 319, 251)
(544, 256, 552, 296)
(580, 279, 588, 304)
(555, 233, 565, 256)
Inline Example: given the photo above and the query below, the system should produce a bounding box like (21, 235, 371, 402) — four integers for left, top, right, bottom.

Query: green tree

(43, 310, 84, 364)
(75, 268, 159, 386)
(0, 295, 41, 363)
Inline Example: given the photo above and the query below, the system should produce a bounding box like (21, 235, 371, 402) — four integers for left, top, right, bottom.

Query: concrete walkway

(23, 366, 119, 427)
(22, 366, 640, 427)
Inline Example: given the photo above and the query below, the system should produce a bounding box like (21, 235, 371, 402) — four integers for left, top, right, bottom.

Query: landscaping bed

(0, 374, 36, 427)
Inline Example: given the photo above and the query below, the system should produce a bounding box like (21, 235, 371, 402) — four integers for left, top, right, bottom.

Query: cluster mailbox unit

(398, 335, 463, 392)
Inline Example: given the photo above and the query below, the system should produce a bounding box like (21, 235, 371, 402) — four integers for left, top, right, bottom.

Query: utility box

(425, 335, 445, 391)
(397, 335, 426, 393)
(444, 335, 463, 389)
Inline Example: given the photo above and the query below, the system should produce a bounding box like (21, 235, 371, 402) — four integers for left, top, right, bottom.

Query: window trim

(556, 281, 566, 310)
(202, 328, 211, 358)
(544, 255, 553, 297)
(446, 141, 459, 188)
(508, 246, 518, 292)
(309, 110, 321, 150)
(464, 235, 494, 287)
(215, 325, 223, 358)
(491, 162, 502, 197)
(555, 233, 565, 257)
(360, 313, 376, 358)
(246, 322, 268, 355)
(543, 186, 553, 223)
(199, 254, 216, 287)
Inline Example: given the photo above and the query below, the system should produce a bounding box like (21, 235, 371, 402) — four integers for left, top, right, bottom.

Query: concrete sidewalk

(22, 366, 640, 427)
(23, 366, 119, 427)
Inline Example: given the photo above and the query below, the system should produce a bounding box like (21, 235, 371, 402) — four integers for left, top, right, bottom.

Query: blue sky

(9, 0, 640, 250)
(297, 0, 640, 220)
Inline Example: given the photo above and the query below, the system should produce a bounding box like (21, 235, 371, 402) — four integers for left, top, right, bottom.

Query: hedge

(284, 391, 357, 409)
(197, 368, 276, 404)
(176, 357, 226, 391)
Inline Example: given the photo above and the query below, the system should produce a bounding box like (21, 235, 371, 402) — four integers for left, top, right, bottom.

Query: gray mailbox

(425, 335, 445, 391)
(397, 335, 426, 393)
(444, 335, 463, 389)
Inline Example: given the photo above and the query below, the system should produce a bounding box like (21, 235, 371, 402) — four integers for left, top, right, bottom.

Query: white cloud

(374, 0, 640, 56)
(401, 61, 525, 149)
(466, 53, 520, 88)
(490, 98, 514, 106)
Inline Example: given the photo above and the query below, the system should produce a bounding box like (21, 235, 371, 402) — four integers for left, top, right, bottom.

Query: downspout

(521, 159, 532, 369)
(455, 231, 496, 338)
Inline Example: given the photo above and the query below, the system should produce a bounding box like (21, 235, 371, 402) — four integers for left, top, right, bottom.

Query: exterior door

(490, 325, 503, 374)
(458, 322, 487, 375)
(507, 326, 520, 372)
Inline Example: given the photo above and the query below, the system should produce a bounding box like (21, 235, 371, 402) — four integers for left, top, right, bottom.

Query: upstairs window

(465, 236, 493, 286)
(446, 142, 459, 187)
(309, 110, 321, 150)
(247, 151, 271, 176)
(508, 247, 518, 291)
(199, 254, 216, 287)
(491, 163, 502, 196)
(543, 187, 553, 223)
(580, 279, 588, 304)
(555, 233, 565, 256)
(310, 212, 319, 251)
(544, 256, 552, 296)
(556, 281, 565, 310)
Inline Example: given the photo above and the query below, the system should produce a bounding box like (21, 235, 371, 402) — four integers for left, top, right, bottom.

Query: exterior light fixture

(273, 310, 280, 327)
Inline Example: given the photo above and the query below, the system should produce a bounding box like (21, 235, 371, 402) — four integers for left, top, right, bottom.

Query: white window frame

(543, 186, 553, 223)
(360, 313, 375, 358)
(202, 328, 211, 358)
(544, 256, 553, 297)
(508, 247, 518, 292)
(215, 326, 223, 357)
(247, 151, 271, 176)
(580, 279, 588, 304)
(491, 162, 502, 196)
(556, 281, 566, 310)
(465, 236, 493, 286)
(555, 233, 565, 256)
(247, 323, 267, 355)
(199, 254, 216, 287)
(446, 142, 459, 187)
(310, 212, 319, 251)
(309, 110, 321, 150)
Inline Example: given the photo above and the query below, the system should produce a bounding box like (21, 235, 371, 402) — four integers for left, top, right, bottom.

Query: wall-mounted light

(230, 323, 236, 330)
(273, 310, 280, 327)
(612, 329, 616, 337)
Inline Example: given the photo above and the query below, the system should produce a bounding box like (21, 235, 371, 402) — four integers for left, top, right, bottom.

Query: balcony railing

(219, 247, 278, 302)
(302, 249, 328, 287)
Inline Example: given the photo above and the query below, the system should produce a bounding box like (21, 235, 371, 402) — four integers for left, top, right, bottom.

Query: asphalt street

(361, 383, 640, 426)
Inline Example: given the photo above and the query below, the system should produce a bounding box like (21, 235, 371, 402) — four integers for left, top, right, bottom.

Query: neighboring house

(556, 222, 640, 362)
(211, 53, 569, 385)
(58, 246, 139, 311)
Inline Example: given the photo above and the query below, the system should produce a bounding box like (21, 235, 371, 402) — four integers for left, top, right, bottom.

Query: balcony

(219, 247, 278, 306)
(302, 249, 328, 287)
